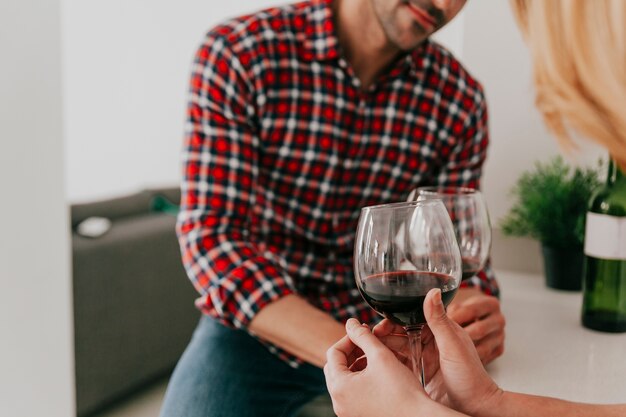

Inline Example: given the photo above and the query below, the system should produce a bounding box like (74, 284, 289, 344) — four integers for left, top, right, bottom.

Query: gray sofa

(71, 187, 335, 417)
(71, 188, 199, 416)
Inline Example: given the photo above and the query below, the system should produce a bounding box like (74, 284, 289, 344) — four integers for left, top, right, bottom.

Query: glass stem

(406, 325, 425, 387)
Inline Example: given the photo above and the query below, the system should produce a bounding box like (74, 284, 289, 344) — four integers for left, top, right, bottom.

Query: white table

(488, 270, 626, 404)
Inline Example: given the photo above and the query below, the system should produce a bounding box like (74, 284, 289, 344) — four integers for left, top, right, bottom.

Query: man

(160, 1, 505, 416)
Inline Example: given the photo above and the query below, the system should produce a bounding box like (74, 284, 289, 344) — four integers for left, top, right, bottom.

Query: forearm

(249, 294, 346, 367)
(481, 391, 626, 417)
(411, 401, 469, 417)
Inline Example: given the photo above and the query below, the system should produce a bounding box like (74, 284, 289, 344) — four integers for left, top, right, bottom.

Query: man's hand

(447, 288, 505, 365)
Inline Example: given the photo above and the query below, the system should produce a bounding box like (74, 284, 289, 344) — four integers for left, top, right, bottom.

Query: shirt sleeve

(176, 33, 296, 329)
(435, 86, 499, 297)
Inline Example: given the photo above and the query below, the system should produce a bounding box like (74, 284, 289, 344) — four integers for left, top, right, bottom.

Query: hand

(448, 288, 506, 364)
(423, 288, 503, 416)
(324, 319, 439, 417)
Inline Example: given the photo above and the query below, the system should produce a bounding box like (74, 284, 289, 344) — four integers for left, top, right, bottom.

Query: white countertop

(487, 270, 626, 404)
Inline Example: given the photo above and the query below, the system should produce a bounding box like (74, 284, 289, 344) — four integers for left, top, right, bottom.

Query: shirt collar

(302, 0, 431, 76)
(302, 0, 340, 61)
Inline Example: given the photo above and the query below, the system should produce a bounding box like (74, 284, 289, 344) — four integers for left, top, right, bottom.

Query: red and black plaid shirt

(178, 0, 498, 367)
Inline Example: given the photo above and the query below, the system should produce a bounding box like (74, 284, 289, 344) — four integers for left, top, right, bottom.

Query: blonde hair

(510, 0, 626, 164)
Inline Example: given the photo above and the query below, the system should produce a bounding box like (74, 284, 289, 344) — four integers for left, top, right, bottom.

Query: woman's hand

(422, 289, 503, 416)
(372, 289, 503, 416)
(324, 319, 448, 417)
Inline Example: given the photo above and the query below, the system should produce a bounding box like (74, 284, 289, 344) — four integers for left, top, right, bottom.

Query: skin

(249, 0, 505, 369)
(324, 318, 465, 417)
(447, 287, 506, 365)
(368, 0, 468, 51)
(325, 290, 626, 417)
(335, 0, 467, 89)
(325, 1, 625, 415)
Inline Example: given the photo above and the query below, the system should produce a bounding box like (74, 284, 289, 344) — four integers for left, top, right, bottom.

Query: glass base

(582, 311, 626, 333)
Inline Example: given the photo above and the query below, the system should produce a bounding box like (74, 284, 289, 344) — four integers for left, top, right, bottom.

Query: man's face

(369, 0, 467, 50)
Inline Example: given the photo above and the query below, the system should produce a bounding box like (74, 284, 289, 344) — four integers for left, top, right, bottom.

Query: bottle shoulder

(588, 182, 626, 216)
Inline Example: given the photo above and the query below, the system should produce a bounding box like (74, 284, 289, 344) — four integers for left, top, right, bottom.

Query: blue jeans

(159, 316, 329, 417)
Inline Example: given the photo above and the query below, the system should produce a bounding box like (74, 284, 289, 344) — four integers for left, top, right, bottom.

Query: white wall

(432, 8, 465, 58)
(63, 0, 284, 202)
(0, 0, 75, 416)
(460, 0, 604, 222)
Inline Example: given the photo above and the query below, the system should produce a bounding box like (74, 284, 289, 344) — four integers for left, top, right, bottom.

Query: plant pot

(541, 244, 584, 291)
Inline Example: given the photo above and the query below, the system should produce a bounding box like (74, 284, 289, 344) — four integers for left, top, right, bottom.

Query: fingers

(372, 319, 408, 356)
(474, 330, 505, 365)
(326, 318, 402, 380)
(448, 295, 500, 327)
(421, 324, 434, 345)
(344, 318, 389, 359)
(424, 288, 454, 330)
(325, 334, 353, 376)
(424, 289, 471, 353)
(377, 334, 409, 355)
(463, 313, 506, 343)
(450, 295, 505, 365)
(421, 335, 440, 381)
(372, 318, 406, 337)
(349, 355, 368, 372)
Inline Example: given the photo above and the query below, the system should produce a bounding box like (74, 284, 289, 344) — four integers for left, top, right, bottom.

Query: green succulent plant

(500, 156, 602, 248)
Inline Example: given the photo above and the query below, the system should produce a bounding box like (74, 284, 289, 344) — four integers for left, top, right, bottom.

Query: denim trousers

(159, 316, 328, 417)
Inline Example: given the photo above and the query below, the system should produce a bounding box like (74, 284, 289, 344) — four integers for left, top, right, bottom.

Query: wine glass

(409, 187, 492, 281)
(354, 200, 462, 385)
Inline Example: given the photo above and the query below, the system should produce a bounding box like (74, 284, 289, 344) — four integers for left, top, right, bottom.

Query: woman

(325, 290, 625, 417)
(324, 0, 626, 415)
(510, 0, 626, 171)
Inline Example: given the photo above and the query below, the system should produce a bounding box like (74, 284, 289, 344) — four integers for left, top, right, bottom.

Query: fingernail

(346, 318, 359, 330)
(434, 288, 443, 306)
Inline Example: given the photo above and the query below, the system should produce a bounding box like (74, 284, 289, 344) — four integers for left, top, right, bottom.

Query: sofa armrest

(73, 213, 198, 416)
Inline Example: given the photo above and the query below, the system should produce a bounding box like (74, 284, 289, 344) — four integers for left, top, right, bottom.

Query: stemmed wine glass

(354, 200, 462, 386)
(409, 187, 492, 281)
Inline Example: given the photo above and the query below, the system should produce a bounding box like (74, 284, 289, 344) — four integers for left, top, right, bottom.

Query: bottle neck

(608, 157, 625, 185)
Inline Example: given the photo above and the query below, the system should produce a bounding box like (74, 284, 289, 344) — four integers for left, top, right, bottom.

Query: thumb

(345, 319, 387, 358)
(424, 288, 456, 337)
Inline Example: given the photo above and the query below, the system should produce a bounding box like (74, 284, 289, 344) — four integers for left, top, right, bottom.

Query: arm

(249, 295, 345, 367)
(484, 393, 626, 417)
(376, 291, 626, 417)
(178, 33, 343, 366)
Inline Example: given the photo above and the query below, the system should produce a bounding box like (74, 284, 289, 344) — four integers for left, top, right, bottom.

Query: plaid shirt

(177, 0, 498, 367)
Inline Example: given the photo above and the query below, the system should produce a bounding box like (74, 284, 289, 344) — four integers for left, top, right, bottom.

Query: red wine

(359, 271, 458, 328)
(462, 257, 482, 281)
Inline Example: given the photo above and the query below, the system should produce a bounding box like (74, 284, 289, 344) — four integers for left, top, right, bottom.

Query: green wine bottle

(581, 157, 626, 332)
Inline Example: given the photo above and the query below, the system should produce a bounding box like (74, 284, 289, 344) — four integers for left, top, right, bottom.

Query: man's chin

(393, 26, 431, 50)
(393, 37, 429, 51)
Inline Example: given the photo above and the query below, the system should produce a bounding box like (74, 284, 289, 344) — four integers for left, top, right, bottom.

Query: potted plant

(500, 156, 601, 291)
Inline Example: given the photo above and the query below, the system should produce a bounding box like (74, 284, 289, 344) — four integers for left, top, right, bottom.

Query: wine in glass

(409, 187, 492, 281)
(354, 200, 462, 385)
